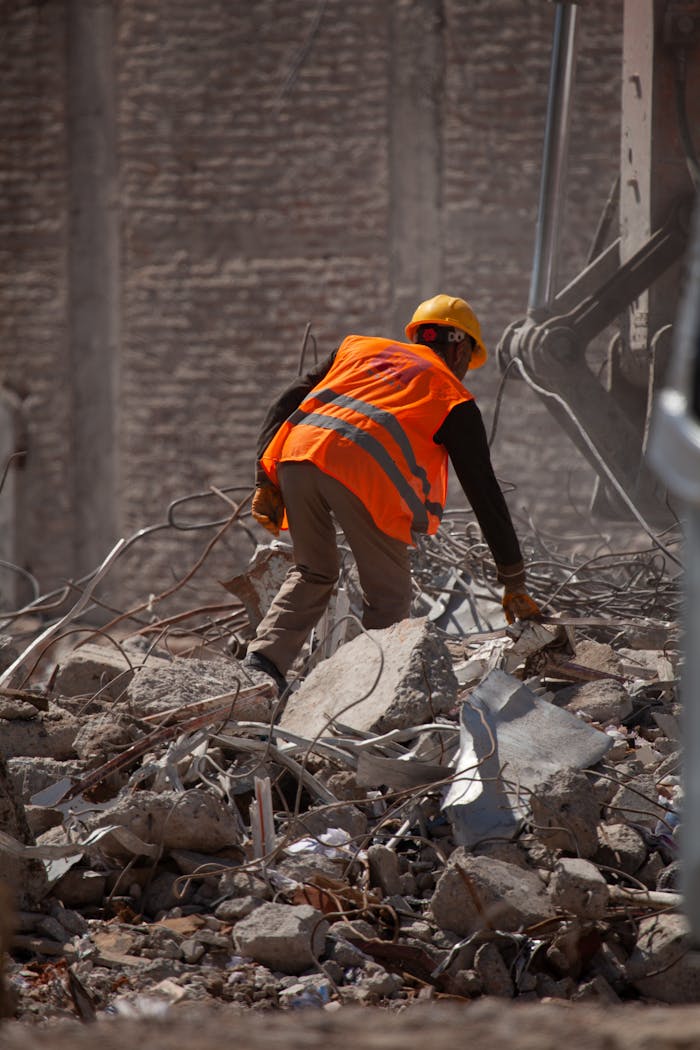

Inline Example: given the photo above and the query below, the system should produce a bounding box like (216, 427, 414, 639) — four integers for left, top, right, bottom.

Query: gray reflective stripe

(287, 408, 443, 533)
(305, 386, 432, 499)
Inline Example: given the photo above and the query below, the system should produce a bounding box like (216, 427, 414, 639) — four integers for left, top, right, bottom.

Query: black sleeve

(434, 399, 525, 582)
(255, 350, 337, 485)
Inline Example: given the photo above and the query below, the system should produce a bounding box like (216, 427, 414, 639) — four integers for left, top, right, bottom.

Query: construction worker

(243, 294, 540, 693)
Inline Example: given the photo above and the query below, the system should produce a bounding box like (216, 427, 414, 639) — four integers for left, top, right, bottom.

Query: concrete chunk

(0, 755, 47, 907)
(430, 850, 553, 936)
(127, 654, 273, 722)
(595, 822, 648, 874)
(54, 642, 169, 700)
(474, 942, 514, 997)
(627, 913, 700, 1003)
(549, 858, 610, 919)
(530, 769, 602, 858)
(609, 774, 671, 830)
(0, 707, 78, 761)
(81, 788, 240, 859)
(556, 679, 634, 725)
(280, 617, 458, 738)
(221, 544, 295, 633)
(234, 901, 328, 974)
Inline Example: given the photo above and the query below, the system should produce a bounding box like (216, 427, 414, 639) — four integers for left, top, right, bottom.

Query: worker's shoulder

(340, 333, 422, 353)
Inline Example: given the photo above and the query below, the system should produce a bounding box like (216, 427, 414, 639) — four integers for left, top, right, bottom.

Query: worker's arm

(255, 351, 337, 486)
(434, 400, 522, 575)
(434, 400, 540, 621)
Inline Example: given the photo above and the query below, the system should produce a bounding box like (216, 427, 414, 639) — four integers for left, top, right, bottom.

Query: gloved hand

(502, 590, 542, 625)
(251, 484, 284, 536)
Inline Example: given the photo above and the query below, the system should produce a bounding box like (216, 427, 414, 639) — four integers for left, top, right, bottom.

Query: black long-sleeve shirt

(255, 349, 524, 586)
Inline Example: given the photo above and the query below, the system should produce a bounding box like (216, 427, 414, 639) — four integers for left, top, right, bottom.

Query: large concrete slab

(280, 617, 458, 739)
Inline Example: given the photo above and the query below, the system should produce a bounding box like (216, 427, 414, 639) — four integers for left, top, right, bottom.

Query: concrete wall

(0, 0, 622, 611)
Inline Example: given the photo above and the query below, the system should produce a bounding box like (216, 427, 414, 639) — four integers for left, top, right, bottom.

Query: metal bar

(528, 2, 579, 315)
(567, 205, 689, 346)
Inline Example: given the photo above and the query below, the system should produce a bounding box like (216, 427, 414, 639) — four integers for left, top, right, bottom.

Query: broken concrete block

(285, 803, 367, 844)
(7, 756, 84, 802)
(0, 707, 78, 761)
(366, 844, 402, 897)
(627, 913, 700, 1003)
(571, 974, 621, 1003)
(546, 922, 587, 978)
(572, 639, 623, 677)
(442, 671, 611, 847)
(595, 822, 648, 875)
(617, 648, 677, 682)
(71, 713, 136, 764)
(280, 617, 458, 738)
(430, 850, 553, 936)
(556, 680, 633, 725)
(609, 773, 671, 830)
(214, 896, 262, 922)
(81, 788, 240, 860)
(127, 654, 273, 722)
(474, 942, 514, 997)
(0, 755, 47, 908)
(234, 902, 328, 974)
(549, 858, 609, 919)
(53, 642, 168, 701)
(221, 543, 295, 633)
(52, 869, 107, 908)
(530, 769, 602, 858)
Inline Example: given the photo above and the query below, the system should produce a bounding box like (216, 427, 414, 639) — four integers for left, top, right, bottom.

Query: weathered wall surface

(0, 1, 71, 605)
(0, 0, 622, 610)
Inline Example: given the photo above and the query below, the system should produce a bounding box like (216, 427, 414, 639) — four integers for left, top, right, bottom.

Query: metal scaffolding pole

(528, 2, 579, 316)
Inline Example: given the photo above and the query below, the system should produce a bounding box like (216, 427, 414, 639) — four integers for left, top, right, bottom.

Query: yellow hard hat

(405, 294, 487, 369)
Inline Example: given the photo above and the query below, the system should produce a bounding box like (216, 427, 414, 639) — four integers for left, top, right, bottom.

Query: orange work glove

(251, 484, 284, 536)
(502, 590, 542, 625)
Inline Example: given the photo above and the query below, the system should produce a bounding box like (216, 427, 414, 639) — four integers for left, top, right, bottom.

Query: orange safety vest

(260, 334, 473, 545)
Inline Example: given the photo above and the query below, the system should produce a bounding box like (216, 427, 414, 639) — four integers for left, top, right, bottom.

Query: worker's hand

(502, 590, 542, 625)
(251, 484, 284, 536)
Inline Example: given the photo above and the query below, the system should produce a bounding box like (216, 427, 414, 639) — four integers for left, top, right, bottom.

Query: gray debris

(80, 788, 241, 859)
(234, 902, 329, 975)
(549, 858, 610, 919)
(442, 671, 611, 847)
(366, 844, 402, 897)
(126, 654, 272, 722)
(430, 851, 553, 936)
(0, 539, 688, 1019)
(280, 617, 458, 738)
(220, 543, 295, 633)
(556, 679, 634, 725)
(626, 913, 700, 1003)
(609, 773, 672, 829)
(529, 769, 602, 858)
(474, 942, 514, 998)
(594, 821, 648, 874)
(53, 642, 165, 701)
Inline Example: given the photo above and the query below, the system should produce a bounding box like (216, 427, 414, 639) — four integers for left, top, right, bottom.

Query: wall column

(66, 0, 119, 577)
(388, 0, 444, 336)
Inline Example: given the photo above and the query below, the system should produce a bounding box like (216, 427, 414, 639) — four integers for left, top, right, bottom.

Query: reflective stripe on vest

(261, 335, 472, 543)
(288, 391, 442, 534)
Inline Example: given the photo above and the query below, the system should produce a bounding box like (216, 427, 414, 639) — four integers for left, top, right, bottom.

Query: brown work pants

(247, 461, 412, 675)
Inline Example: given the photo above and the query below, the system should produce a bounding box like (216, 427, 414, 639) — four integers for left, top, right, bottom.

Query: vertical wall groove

(388, 0, 445, 337)
(66, 0, 119, 577)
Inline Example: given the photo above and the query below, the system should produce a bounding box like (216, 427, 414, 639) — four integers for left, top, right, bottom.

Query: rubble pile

(0, 522, 688, 1024)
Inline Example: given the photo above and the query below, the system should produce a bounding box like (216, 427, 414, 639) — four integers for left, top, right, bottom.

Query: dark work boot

(242, 651, 288, 696)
